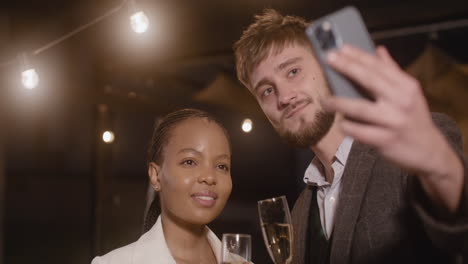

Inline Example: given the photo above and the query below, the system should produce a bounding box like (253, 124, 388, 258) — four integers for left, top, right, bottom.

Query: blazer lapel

(131, 216, 222, 264)
(132, 216, 176, 264)
(330, 141, 377, 263)
(291, 185, 313, 264)
(206, 228, 223, 263)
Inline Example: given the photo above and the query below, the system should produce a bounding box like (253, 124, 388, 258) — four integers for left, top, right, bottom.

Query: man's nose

(278, 85, 297, 108)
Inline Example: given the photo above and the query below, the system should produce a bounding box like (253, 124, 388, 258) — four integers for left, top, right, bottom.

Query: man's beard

(278, 110, 335, 148)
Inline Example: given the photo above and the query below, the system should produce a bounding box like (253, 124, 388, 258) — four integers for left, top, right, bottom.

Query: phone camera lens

(315, 21, 336, 50)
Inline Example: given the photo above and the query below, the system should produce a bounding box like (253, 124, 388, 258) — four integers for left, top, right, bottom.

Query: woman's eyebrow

(177, 148, 201, 155)
(177, 148, 230, 160)
(216, 154, 230, 160)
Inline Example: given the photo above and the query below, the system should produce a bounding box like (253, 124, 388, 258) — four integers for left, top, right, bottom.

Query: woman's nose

(197, 168, 216, 185)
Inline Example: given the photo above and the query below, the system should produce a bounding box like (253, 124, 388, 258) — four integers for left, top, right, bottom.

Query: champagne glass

(257, 195, 293, 264)
(221, 233, 252, 264)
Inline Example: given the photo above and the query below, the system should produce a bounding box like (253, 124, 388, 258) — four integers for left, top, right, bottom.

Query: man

(234, 9, 468, 263)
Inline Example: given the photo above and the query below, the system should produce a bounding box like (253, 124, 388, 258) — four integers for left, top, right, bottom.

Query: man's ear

(148, 162, 161, 191)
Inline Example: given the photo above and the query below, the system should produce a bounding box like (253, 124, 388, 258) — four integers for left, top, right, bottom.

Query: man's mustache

(282, 98, 313, 120)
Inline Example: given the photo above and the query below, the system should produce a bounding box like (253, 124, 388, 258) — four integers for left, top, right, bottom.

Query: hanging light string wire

(0, 0, 128, 68)
(0, 3, 468, 67)
(32, 0, 127, 55)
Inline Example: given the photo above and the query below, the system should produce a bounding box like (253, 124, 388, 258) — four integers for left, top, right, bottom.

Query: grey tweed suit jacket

(291, 113, 468, 264)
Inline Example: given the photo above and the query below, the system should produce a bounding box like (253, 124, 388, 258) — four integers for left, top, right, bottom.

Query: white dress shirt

(303, 137, 354, 239)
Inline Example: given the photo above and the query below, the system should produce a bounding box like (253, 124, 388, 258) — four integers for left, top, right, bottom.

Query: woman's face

(150, 118, 232, 226)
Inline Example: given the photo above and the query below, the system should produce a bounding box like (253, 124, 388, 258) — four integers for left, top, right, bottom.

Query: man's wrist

(417, 134, 464, 213)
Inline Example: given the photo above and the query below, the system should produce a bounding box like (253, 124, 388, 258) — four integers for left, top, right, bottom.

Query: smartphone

(306, 6, 375, 100)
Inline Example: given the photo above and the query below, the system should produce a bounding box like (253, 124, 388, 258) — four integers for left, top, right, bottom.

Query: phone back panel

(306, 6, 375, 99)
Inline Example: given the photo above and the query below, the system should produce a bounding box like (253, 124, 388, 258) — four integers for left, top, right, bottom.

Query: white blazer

(91, 216, 224, 264)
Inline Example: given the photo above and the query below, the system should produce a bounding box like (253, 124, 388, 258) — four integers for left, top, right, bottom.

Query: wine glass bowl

(221, 233, 252, 264)
(257, 196, 293, 264)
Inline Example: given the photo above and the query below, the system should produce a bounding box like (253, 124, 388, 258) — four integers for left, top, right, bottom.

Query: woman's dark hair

(143, 108, 231, 233)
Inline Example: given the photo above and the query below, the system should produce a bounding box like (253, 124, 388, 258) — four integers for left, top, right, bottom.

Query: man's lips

(284, 101, 310, 119)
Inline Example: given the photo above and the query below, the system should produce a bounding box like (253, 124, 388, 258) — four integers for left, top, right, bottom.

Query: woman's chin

(190, 212, 219, 226)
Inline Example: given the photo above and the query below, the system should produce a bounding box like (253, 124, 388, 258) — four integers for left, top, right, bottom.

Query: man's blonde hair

(233, 9, 311, 89)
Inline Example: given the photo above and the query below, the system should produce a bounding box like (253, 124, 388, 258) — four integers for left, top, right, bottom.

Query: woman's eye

(182, 159, 195, 166)
(217, 164, 230, 172)
(262, 87, 273, 97)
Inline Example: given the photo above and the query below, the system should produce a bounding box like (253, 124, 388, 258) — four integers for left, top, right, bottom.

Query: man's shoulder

(431, 112, 457, 126)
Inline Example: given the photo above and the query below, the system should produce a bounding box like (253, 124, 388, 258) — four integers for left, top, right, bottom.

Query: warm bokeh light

(102, 131, 115, 143)
(130, 11, 149, 33)
(242, 118, 253, 133)
(21, 68, 39, 89)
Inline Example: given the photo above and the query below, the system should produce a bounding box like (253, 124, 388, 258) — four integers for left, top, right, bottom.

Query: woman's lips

(191, 191, 218, 208)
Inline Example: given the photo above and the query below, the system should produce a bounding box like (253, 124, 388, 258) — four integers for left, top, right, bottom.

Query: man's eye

(288, 68, 300, 77)
(262, 87, 273, 97)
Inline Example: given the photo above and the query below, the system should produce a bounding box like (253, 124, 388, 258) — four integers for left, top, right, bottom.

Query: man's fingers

(341, 45, 401, 75)
(340, 119, 392, 148)
(322, 97, 393, 127)
(375, 45, 421, 94)
(376, 46, 399, 68)
(326, 45, 414, 102)
(326, 46, 392, 99)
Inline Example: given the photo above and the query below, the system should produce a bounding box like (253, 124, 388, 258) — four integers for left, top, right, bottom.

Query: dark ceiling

(1, 0, 468, 115)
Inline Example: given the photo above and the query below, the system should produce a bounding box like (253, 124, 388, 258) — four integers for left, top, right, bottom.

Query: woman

(92, 109, 233, 264)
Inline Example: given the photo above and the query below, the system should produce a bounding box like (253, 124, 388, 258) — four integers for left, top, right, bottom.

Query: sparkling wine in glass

(258, 195, 293, 264)
(221, 233, 252, 264)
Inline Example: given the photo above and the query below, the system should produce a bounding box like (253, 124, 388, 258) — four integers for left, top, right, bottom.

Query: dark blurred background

(0, 0, 468, 263)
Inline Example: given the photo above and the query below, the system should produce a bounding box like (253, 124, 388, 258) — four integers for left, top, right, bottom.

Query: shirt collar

(335, 136, 354, 165)
(303, 136, 354, 186)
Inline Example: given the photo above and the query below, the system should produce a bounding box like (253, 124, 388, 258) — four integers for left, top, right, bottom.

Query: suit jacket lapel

(133, 216, 175, 264)
(132, 216, 223, 263)
(291, 185, 314, 264)
(330, 141, 377, 263)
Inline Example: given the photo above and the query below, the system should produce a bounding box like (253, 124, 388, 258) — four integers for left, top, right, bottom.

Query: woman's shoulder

(90, 216, 171, 264)
(91, 241, 138, 264)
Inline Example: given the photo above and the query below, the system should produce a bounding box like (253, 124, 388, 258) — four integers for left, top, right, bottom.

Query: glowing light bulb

(242, 119, 253, 133)
(102, 131, 115, 143)
(130, 11, 149, 33)
(21, 68, 39, 89)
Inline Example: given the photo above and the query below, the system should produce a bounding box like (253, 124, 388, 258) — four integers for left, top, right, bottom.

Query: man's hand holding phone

(322, 44, 464, 213)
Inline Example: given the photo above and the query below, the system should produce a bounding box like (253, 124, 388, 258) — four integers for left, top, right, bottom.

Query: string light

(130, 11, 149, 34)
(0, 0, 150, 88)
(102, 131, 115, 143)
(19, 53, 39, 89)
(0, 3, 467, 90)
(128, 0, 149, 34)
(242, 118, 253, 133)
(21, 69, 39, 90)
